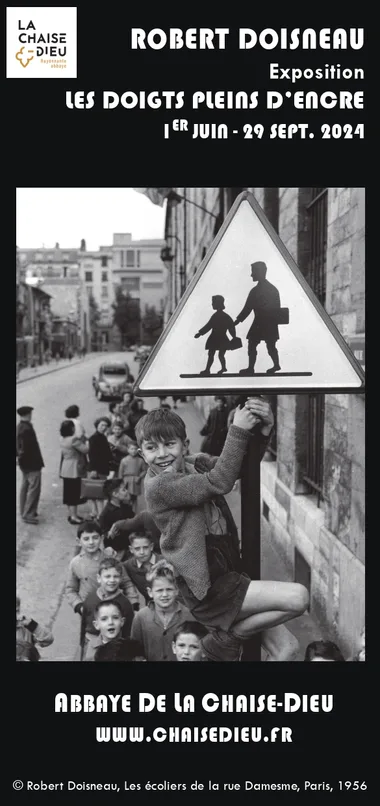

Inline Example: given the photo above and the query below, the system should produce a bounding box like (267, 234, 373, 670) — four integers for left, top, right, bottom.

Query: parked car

(92, 362, 135, 401)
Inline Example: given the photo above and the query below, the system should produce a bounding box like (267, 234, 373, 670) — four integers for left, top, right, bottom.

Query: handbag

(275, 307, 290, 325)
(80, 477, 107, 500)
(228, 336, 243, 351)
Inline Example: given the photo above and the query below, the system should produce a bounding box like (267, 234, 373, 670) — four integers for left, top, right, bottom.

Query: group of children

(18, 400, 366, 664)
(63, 518, 208, 661)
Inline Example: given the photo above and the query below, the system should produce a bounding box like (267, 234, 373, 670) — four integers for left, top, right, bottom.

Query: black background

(8, 7, 370, 803)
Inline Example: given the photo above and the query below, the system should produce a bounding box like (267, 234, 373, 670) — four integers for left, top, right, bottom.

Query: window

(266, 396, 277, 458)
(86, 286, 93, 295)
(302, 187, 328, 501)
(101, 271, 108, 282)
(101, 285, 108, 298)
(101, 256, 108, 267)
(63, 267, 68, 278)
(120, 251, 124, 267)
(136, 250, 140, 267)
(306, 188, 327, 305)
(126, 250, 134, 267)
(85, 271, 93, 282)
(47, 266, 54, 276)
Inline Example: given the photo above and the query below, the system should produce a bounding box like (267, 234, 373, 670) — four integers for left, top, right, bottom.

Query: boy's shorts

(176, 570, 250, 632)
(175, 532, 250, 633)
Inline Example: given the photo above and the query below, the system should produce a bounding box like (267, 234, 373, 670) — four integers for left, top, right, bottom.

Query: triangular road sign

(135, 191, 365, 396)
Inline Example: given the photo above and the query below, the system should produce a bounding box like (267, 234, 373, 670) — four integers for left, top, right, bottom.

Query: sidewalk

(16, 354, 94, 384)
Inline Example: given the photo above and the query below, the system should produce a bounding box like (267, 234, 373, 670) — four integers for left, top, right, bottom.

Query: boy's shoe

(201, 629, 242, 662)
(23, 516, 39, 524)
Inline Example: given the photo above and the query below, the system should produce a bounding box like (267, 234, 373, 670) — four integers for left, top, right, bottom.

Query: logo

(6, 8, 77, 78)
(15, 46, 34, 68)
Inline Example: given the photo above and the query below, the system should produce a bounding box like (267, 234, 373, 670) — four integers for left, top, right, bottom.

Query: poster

(11, 8, 368, 803)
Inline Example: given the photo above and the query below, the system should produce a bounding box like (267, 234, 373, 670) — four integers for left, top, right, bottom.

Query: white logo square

(6, 7, 77, 78)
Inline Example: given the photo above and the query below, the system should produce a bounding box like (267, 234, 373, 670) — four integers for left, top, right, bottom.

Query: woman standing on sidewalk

(88, 417, 113, 518)
(59, 420, 89, 524)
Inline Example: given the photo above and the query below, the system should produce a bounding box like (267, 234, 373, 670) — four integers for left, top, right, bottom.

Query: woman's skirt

(63, 477, 82, 506)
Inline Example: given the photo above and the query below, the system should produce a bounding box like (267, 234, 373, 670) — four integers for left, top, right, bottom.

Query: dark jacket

(124, 553, 163, 604)
(16, 421, 44, 472)
(88, 431, 113, 475)
(200, 407, 229, 456)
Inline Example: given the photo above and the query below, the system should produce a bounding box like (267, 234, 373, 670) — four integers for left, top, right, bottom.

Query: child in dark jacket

(81, 557, 134, 661)
(123, 532, 162, 607)
(136, 405, 309, 662)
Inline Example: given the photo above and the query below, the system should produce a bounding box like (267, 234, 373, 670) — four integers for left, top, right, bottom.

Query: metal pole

(183, 188, 187, 296)
(240, 429, 262, 661)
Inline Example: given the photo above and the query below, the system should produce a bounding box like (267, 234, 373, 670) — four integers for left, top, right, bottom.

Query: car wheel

(97, 390, 104, 401)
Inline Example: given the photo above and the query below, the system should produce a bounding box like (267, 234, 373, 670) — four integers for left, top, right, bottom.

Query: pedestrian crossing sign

(135, 191, 365, 396)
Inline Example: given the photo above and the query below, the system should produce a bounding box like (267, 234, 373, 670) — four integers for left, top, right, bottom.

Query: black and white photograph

(9, 10, 370, 800)
(16, 186, 365, 665)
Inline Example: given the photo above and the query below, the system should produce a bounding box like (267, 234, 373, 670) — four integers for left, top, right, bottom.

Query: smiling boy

(136, 406, 308, 662)
(130, 560, 196, 661)
(81, 556, 134, 661)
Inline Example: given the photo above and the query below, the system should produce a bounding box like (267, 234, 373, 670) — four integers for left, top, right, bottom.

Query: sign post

(134, 190, 365, 662)
(240, 430, 262, 661)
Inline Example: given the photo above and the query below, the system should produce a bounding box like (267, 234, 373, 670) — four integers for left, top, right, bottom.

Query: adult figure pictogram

(234, 261, 281, 376)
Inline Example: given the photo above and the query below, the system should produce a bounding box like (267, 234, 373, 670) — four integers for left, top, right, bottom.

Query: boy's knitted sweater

(144, 424, 268, 601)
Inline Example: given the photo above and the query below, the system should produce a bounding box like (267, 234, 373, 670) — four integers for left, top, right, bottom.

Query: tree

(142, 305, 163, 345)
(112, 286, 141, 345)
(89, 293, 101, 329)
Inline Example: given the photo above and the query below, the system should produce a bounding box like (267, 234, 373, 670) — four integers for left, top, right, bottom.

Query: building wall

(111, 234, 165, 319)
(258, 187, 365, 658)
(79, 251, 113, 325)
(163, 187, 365, 659)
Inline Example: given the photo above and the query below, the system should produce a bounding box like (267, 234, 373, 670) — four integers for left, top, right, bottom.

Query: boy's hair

(60, 419, 75, 437)
(173, 621, 208, 643)
(304, 640, 345, 662)
(103, 476, 124, 500)
(94, 638, 145, 662)
(146, 559, 176, 587)
(129, 531, 153, 546)
(135, 408, 187, 447)
(98, 556, 123, 575)
(94, 599, 124, 618)
(127, 440, 138, 449)
(65, 404, 79, 418)
(77, 520, 102, 539)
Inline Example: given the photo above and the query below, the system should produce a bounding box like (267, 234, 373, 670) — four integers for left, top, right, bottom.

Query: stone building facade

(163, 187, 365, 658)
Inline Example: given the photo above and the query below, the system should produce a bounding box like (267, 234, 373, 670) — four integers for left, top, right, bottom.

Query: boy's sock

(201, 629, 242, 662)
